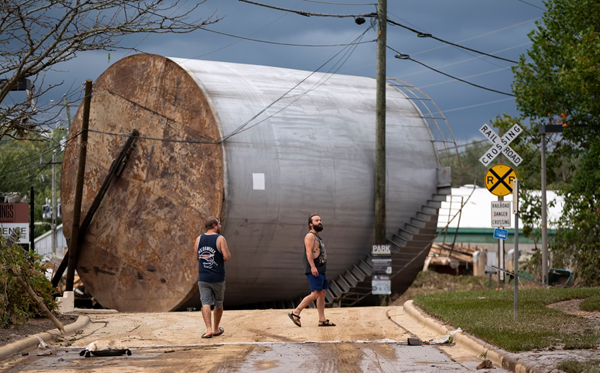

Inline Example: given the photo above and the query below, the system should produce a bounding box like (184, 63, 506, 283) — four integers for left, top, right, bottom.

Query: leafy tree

(440, 140, 490, 188)
(511, 0, 600, 285)
(0, 127, 66, 237)
(0, 0, 218, 140)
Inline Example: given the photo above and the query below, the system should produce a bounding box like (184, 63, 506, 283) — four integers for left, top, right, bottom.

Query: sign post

(512, 178, 520, 322)
(480, 124, 523, 286)
(371, 245, 391, 298)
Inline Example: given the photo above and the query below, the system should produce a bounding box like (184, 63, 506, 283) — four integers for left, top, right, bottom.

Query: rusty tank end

(61, 54, 224, 312)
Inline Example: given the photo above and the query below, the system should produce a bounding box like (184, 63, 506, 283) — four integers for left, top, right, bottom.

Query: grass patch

(392, 271, 506, 306)
(413, 287, 600, 352)
(558, 359, 600, 373)
(580, 294, 600, 312)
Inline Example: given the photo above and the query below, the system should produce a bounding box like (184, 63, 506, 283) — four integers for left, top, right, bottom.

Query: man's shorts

(306, 273, 329, 292)
(198, 281, 226, 308)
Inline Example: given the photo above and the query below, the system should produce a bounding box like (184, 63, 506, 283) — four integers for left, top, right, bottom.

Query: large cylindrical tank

(61, 54, 440, 311)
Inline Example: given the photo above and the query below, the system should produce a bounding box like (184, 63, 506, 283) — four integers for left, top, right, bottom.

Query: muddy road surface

(0, 307, 506, 372)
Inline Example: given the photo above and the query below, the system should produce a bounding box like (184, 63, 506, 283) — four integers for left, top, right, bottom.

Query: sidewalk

(403, 300, 600, 373)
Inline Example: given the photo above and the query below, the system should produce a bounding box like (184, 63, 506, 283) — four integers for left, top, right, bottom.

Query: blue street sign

(494, 228, 508, 240)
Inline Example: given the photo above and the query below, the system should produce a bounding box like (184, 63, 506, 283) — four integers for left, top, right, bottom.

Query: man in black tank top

(288, 214, 336, 327)
(194, 216, 231, 338)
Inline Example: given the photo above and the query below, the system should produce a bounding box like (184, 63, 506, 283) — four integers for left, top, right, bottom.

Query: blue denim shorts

(306, 273, 329, 292)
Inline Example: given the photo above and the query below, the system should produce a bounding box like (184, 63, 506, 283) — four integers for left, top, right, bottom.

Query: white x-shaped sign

(479, 124, 523, 167)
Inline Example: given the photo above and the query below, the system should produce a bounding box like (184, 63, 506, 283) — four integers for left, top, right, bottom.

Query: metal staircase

(320, 181, 452, 307)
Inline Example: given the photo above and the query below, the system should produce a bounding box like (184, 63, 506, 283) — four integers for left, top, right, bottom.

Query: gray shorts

(198, 281, 226, 308)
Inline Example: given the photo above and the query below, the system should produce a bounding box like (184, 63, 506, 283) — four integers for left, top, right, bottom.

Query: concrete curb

(403, 300, 540, 373)
(0, 315, 90, 361)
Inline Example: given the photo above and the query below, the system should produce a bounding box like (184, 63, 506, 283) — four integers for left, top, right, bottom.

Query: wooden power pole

(375, 0, 387, 244)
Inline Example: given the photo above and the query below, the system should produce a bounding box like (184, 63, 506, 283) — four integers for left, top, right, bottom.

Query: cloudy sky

(34, 0, 545, 143)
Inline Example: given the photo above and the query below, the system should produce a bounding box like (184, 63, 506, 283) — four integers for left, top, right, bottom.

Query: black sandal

(288, 313, 301, 327)
(318, 319, 336, 327)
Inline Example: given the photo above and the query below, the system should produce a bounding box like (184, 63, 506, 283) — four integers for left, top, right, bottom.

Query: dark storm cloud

(38, 0, 545, 141)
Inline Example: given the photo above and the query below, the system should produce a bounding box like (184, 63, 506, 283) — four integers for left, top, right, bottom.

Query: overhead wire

(0, 130, 82, 181)
(299, 0, 376, 5)
(238, 0, 376, 18)
(221, 26, 372, 141)
(234, 24, 371, 136)
(82, 27, 372, 144)
(199, 27, 374, 47)
(386, 19, 518, 64)
(388, 46, 515, 97)
(395, 42, 531, 80)
(180, 6, 293, 59)
(516, 0, 545, 11)
(409, 16, 539, 58)
(437, 98, 515, 114)
(419, 67, 510, 89)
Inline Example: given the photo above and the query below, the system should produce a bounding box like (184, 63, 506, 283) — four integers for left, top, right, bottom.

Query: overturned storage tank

(61, 54, 449, 312)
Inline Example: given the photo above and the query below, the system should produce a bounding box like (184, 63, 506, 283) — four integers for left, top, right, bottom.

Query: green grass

(580, 294, 600, 312)
(558, 360, 600, 373)
(413, 287, 600, 352)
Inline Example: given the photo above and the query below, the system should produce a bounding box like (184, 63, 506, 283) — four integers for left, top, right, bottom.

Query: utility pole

(66, 79, 93, 292)
(64, 95, 73, 131)
(51, 94, 76, 130)
(375, 0, 387, 245)
(52, 149, 57, 255)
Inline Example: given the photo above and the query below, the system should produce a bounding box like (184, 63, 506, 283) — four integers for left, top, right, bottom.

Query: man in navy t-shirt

(194, 216, 231, 338)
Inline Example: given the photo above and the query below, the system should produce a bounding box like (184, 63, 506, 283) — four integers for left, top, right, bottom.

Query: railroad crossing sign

(479, 124, 524, 167)
(485, 164, 517, 197)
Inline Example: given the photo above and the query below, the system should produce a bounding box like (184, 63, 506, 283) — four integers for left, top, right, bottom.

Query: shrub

(0, 236, 57, 328)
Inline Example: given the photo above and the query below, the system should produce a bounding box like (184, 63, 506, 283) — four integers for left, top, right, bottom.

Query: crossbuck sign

(479, 124, 524, 167)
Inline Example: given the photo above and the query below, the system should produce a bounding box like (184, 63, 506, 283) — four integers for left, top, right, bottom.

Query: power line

(388, 46, 515, 97)
(176, 8, 292, 59)
(396, 42, 531, 80)
(386, 19, 519, 64)
(239, 0, 523, 66)
(438, 98, 515, 114)
(85, 29, 371, 144)
(516, 0, 545, 11)
(222, 27, 372, 141)
(409, 17, 539, 58)
(235, 27, 370, 136)
(86, 129, 219, 144)
(238, 0, 376, 18)
(419, 67, 510, 89)
(200, 27, 375, 47)
(0, 131, 81, 181)
(299, 0, 376, 5)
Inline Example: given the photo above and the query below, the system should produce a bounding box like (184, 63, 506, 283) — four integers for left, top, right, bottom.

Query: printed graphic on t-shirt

(316, 239, 327, 265)
(198, 246, 219, 269)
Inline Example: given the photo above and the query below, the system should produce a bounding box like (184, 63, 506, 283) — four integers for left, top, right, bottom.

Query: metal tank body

(61, 53, 440, 312)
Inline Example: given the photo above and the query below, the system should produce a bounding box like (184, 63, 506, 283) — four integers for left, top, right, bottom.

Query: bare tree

(0, 0, 219, 140)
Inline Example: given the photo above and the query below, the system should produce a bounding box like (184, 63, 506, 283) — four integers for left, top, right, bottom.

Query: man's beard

(215, 226, 221, 234)
(313, 224, 323, 232)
